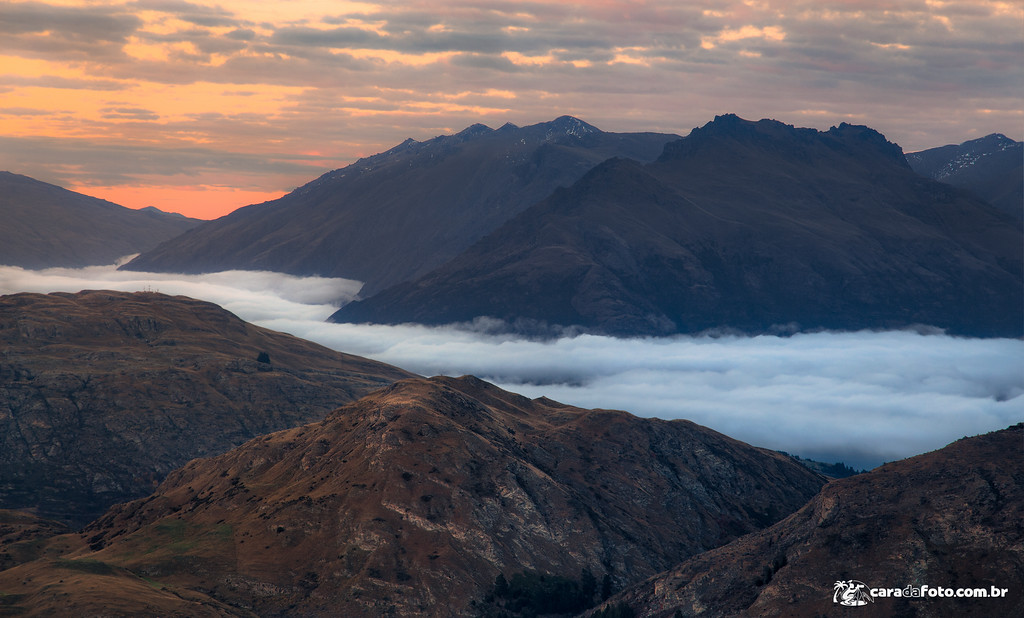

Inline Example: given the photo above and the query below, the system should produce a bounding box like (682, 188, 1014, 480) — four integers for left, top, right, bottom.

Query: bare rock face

(605, 423, 1024, 617)
(74, 376, 825, 616)
(0, 291, 415, 526)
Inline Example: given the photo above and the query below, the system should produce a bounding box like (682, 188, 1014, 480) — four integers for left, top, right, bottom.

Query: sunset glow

(1, 0, 1020, 219)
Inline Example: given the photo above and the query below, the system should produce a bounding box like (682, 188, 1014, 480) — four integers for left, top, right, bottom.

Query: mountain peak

(662, 114, 907, 168)
(675, 114, 809, 147)
(546, 115, 600, 138)
(964, 133, 1018, 150)
(455, 122, 494, 139)
(905, 131, 1022, 218)
(826, 121, 908, 166)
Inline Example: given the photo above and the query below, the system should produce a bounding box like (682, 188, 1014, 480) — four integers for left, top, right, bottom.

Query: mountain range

(332, 115, 1023, 337)
(0, 172, 200, 268)
(120, 117, 678, 296)
(9, 115, 1020, 338)
(907, 133, 1023, 220)
(0, 291, 413, 526)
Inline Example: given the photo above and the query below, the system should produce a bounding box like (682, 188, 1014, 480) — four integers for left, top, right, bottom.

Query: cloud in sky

(0, 0, 1021, 217)
(2, 262, 1021, 470)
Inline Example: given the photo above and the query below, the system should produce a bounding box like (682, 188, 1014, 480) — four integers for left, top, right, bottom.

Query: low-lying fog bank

(2, 263, 1020, 470)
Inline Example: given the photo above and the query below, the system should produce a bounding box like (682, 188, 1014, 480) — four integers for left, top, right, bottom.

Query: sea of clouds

(2, 262, 1021, 470)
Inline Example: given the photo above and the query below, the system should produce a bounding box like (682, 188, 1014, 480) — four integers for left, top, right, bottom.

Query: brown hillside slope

(602, 423, 1024, 618)
(34, 376, 827, 616)
(0, 291, 414, 526)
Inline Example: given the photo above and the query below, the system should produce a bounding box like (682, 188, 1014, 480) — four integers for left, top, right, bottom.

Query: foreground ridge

(0, 375, 825, 616)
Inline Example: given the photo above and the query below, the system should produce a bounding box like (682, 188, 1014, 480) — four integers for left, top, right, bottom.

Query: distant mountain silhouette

(0, 291, 414, 526)
(0, 375, 825, 616)
(606, 423, 1024, 617)
(0, 172, 200, 268)
(332, 115, 1023, 338)
(907, 133, 1023, 220)
(122, 117, 678, 295)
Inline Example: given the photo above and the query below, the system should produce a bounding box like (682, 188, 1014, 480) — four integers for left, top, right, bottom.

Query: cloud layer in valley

(0, 0, 1020, 217)
(2, 263, 1021, 470)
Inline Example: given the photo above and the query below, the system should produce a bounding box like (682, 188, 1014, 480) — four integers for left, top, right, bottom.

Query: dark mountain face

(0, 291, 414, 527)
(0, 172, 201, 268)
(907, 133, 1023, 219)
(332, 115, 1023, 338)
(3, 376, 825, 617)
(606, 423, 1024, 617)
(121, 117, 679, 295)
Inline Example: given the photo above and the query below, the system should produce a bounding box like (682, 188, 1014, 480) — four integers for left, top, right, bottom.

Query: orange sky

(1, 0, 1020, 219)
(79, 184, 287, 218)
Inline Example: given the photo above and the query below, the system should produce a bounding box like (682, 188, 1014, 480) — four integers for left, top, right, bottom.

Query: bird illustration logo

(833, 580, 875, 606)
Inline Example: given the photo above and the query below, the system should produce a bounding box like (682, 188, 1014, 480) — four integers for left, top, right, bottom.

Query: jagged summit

(662, 114, 906, 167)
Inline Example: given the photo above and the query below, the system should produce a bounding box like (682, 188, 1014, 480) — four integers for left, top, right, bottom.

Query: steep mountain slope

(907, 134, 1023, 219)
(16, 376, 827, 616)
(0, 172, 200, 268)
(121, 117, 678, 295)
(0, 291, 414, 526)
(333, 115, 1023, 338)
(604, 423, 1024, 617)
